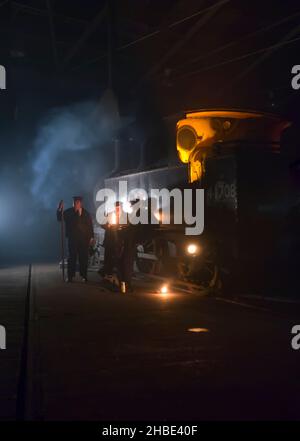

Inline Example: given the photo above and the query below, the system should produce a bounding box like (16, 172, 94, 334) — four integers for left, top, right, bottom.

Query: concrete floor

(1, 264, 300, 420)
(0, 266, 28, 420)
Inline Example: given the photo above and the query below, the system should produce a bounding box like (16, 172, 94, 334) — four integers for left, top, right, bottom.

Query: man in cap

(57, 196, 94, 282)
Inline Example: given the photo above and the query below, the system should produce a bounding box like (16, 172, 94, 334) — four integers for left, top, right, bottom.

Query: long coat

(57, 208, 94, 242)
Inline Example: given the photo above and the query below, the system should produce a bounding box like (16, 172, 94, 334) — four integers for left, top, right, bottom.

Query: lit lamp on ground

(158, 284, 170, 298)
(160, 284, 168, 294)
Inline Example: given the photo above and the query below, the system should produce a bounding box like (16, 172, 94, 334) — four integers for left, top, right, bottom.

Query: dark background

(0, 0, 300, 263)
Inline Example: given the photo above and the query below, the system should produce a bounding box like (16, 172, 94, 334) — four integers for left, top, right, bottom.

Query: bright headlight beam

(187, 243, 198, 255)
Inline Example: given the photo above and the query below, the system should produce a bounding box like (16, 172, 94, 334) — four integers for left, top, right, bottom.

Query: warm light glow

(186, 243, 198, 255)
(160, 284, 168, 294)
(188, 328, 209, 333)
(176, 109, 290, 183)
(122, 200, 133, 214)
(154, 210, 162, 222)
(111, 212, 117, 225)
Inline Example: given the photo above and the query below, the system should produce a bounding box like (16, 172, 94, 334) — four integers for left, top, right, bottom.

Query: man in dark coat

(117, 224, 136, 291)
(57, 196, 94, 282)
(101, 201, 121, 278)
(101, 201, 136, 291)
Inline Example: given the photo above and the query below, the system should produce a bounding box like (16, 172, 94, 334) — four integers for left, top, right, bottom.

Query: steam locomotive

(101, 109, 300, 298)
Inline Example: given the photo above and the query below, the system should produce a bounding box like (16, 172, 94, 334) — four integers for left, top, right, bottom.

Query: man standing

(57, 196, 94, 283)
(101, 201, 136, 292)
(101, 201, 121, 278)
(117, 224, 136, 292)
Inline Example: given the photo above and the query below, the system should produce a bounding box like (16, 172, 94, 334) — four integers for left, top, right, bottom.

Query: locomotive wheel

(200, 258, 219, 289)
(178, 252, 221, 292)
(196, 245, 222, 292)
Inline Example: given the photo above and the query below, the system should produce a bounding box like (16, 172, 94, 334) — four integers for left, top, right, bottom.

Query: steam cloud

(31, 90, 123, 209)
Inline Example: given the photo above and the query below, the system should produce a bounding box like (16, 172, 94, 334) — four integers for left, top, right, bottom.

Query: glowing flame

(160, 284, 168, 294)
(111, 212, 117, 225)
(154, 211, 162, 222)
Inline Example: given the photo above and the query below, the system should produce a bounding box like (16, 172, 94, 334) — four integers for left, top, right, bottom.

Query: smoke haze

(0, 89, 127, 264)
(31, 95, 120, 209)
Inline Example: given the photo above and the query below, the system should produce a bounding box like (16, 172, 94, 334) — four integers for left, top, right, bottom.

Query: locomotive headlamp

(176, 117, 216, 180)
(177, 125, 198, 154)
(186, 243, 199, 256)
